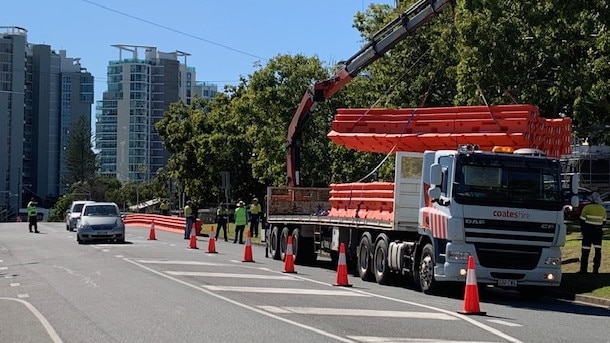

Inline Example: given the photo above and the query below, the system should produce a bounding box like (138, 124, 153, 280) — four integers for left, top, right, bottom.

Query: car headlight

(79, 225, 92, 231)
(447, 251, 471, 260)
(544, 257, 561, 266)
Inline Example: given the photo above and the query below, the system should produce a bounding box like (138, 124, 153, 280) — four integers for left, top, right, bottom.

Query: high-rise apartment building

(0, 27, 93, 218)
(96, 45, 216, 183)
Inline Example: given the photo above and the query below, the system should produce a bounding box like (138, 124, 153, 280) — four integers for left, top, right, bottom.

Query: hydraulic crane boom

(286, 0, 453, 187)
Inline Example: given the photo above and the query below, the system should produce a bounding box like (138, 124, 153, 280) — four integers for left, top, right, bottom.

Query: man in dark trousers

(27, 198, 39, 233)
(215, 203, 228, 242)
(579, 192, 606, 274)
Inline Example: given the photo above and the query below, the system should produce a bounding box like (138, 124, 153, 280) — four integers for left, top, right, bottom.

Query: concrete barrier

(123, 214, 202, 235)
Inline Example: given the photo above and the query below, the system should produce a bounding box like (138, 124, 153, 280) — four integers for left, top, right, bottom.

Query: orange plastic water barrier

(328, 182, 395, 221)
(328, 105, 572, 157)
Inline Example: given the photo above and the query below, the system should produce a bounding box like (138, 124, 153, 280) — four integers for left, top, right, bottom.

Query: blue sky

(3, 0, 395, 102)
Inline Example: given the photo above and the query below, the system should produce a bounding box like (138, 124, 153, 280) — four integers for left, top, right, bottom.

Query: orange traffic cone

(242, 230, 254, 262)
(458, 255, 485, 315)
(188, 225, 198, 249)
(333, 243, 352, 287)
(283, 235, 297, 273)
(207, 226, 217, 254)
(148, 220, 157, 240)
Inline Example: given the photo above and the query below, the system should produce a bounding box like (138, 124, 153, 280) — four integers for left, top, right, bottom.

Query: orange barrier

(123, 214, 202, 236)
(329, 104, 572, 157)
(328, 182, 395, 221)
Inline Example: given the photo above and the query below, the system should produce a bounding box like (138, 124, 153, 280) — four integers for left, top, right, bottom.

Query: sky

(3, 0, 396, 104)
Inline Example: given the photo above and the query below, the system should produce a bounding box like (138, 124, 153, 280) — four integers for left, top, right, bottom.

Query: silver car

(76, 202, 125, 244)
(65, 200, 95, 231)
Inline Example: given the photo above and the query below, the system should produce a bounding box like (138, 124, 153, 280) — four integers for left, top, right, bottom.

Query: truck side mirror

(430, 163, 442, 186)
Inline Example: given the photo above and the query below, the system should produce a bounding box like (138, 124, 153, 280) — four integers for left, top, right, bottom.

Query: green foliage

(63, 116, 97, 186)
(48, 194, 74, 222)
(153, 0, 610, 202)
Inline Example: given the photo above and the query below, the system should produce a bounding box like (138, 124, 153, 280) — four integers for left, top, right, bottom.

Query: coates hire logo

(492, 210, 532, 220)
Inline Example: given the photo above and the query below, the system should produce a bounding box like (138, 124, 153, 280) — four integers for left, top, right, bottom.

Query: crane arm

(286, 0, 454, 186)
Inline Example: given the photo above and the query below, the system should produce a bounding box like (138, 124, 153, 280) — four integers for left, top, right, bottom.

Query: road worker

(249, 197, 262, 238)
(579, 192, 606, 274)
(27, 198, 39, 233)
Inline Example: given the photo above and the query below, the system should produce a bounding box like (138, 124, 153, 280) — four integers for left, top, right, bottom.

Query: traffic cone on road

(458, 255, 485, 315)
(283, 235, 297, 273)
(242, 230, 254, 262)
(207, 226, 217, 254)
(333, 243, 352, 287)
(188, 226, 198, 249)
(148, 220, 157, 240)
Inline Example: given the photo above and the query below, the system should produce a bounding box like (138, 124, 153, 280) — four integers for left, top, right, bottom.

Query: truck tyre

(373, 234, 390, 285)
(291, 228, 300, 263)
(279, 227, 291, 261)
(417, 243, 437, 294)
(269, 226, 281, 260)
(357, 233, 374, 281)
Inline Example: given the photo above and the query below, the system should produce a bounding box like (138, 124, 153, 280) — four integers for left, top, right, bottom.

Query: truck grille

(475, 243, 542, 270)
(463, 218, 553, 269)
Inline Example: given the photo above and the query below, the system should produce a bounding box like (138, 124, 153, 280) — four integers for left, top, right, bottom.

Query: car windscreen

(73, 204, 85, 212)
(83, 205, 119, 216)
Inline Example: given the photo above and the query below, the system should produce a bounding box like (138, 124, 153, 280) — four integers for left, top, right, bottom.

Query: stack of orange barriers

(327, 104, 572, 158)
(328, 182, 394, 222)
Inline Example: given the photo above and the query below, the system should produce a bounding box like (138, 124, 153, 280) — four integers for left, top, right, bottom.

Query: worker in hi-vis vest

(579, 192, 606, 274)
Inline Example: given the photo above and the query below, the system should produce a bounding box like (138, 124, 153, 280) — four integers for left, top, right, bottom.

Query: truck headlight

(544, 257, 561, 266)
(447, 251, 470, 260)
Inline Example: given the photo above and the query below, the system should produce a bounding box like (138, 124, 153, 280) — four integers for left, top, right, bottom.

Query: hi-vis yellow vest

(580, 203, 606, 226)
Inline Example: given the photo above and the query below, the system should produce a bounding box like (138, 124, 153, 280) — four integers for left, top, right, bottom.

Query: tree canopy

(155, 0, 610, 204)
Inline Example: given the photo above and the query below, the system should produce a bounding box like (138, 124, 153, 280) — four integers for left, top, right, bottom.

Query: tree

(63, 116, 97, 186)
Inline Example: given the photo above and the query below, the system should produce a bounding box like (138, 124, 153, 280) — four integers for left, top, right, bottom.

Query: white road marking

(135, 259, 228, 267)
(202, 285, 370, 297)
(486, 319, 522, 327)
(0, 297, 63, 342)
(0, 266, 7, 270)
(166, 271, 300, 280)
(10, 283, 20, 287)
(17, 294, 29, 298)
(349, 337, 499, 343)
(258, 307, 457, 320)
(115, 255, 124, 258)
(124, 258, 357, 343)
(101, 249, 110, 252)
(0, 259, 4, 262)
(259, 305, 291, 314)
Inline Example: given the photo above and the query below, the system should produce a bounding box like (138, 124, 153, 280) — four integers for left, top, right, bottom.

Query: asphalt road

(1, 222, 609, 343)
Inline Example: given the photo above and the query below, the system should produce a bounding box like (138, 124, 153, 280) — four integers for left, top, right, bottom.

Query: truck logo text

(492, 210, 531, 219)
(465, 219, 485, 225)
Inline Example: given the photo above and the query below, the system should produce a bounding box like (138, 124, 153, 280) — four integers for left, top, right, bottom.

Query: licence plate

(96, 232, 107, 235)
(498, 279, 518, 287)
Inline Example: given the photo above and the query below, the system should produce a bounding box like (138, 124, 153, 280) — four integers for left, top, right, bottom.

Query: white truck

(266, 146, 579, 298)
(268, 0, 579, 298)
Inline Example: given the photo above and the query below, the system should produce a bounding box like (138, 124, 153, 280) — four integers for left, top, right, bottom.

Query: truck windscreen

(453, 154, 563, 210)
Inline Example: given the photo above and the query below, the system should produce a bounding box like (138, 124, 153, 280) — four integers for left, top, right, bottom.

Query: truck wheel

(373, 234, 390, 285)
(279, 227, 291, 261)
(269, 226, 281, 260)
(357, 233, 374, 281)
(417, 243, 437, 294)
(291, 228, 300, 263)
